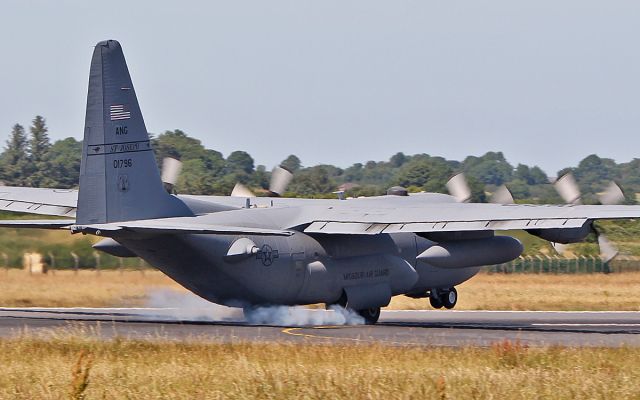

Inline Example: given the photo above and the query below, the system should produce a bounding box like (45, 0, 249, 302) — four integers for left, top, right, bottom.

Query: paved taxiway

(1, 308, 639, 347)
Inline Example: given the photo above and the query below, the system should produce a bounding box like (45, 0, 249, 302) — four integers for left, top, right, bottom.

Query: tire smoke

(145, 289, 365, 326)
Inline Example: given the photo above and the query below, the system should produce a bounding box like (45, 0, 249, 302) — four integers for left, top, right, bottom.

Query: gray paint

(77, 40, 192, 225)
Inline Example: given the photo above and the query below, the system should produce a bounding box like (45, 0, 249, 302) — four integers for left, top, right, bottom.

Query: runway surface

(2, 307, 640, 347)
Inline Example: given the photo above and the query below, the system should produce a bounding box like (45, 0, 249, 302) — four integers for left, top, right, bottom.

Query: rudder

(77, 40, 192, 224)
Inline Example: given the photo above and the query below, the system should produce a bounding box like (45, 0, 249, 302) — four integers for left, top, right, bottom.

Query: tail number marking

(113, 159, 133, 169)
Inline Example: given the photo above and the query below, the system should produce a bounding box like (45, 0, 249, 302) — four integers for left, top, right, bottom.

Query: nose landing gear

(429, 287, 458, 309)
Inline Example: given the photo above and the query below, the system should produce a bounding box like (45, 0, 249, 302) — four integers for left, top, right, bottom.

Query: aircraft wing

(300, 202, 640, 234)
(0, 187, 77, 217)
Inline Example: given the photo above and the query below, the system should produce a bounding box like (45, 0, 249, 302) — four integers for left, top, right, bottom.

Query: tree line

(1, 117, 639, 204)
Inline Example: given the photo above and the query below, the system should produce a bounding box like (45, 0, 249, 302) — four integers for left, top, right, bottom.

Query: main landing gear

(326, 293, 381, 325)
(429, 287, 457, 309)
(355, 307, 381, 325)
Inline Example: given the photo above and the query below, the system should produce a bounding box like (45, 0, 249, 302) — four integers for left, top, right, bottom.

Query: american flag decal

(110, 104, 131, 121)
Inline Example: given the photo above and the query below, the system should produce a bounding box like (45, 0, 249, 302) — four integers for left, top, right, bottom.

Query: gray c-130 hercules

(2, 40, 640, 324)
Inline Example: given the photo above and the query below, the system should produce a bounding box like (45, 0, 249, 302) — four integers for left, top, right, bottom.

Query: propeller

(490, 185, 515, 204)
(446, 173, 472, 203)
(161, 157, 182, 194)
(231, 183, 256, 198)
(268, 166, 293, 197)
(553, 172, 582, 204)
(231, 165, 294, 198)
(598, 181, 625, 205)
(553, 172, 623, 262)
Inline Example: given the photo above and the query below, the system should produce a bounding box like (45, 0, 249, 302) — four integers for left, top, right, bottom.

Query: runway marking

(281, 326, 365, 342)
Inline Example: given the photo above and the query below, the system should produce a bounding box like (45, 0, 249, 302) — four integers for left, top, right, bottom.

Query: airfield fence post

(139, 258, 145, 276)
(70, 252, 79, 275)
(47, 252, 55, 275)
(119, 258, 124, 274)
(1, 252, 6, 274)
(93, 252, 101, 275)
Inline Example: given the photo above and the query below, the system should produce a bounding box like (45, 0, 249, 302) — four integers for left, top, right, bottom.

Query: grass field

(1, 268, 640, 311)
(0, 334, 638, 399)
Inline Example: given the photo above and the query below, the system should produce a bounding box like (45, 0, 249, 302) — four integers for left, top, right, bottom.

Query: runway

(1, 307, 639, 347)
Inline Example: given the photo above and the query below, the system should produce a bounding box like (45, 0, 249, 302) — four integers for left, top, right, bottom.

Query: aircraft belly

(119, 235, 242, 304)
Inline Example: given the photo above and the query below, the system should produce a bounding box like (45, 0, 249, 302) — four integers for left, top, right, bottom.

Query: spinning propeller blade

(490, 185, 515, 204)
(161, 157, 182, 194)
(269, 166, 293, 197)
(598, 181, 625, 205)
(553, 172, 582, 205)
(446, 173, 472, 203)
(231, 183, 256, 198)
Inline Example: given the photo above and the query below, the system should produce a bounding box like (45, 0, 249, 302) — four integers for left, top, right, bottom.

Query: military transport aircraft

(1, 40, 639, 324)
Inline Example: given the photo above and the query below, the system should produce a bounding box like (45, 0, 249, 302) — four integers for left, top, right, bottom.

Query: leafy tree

(226, 151, 254, 175)
(394, 155, 452, 193)
(463, 151, 513, 185)
(281, 155, 302, 172)
(390, 152, 407, 168)
(251, 165, 270, 190)
(288, 166, 337, 196)
(47, 137, 81, 188)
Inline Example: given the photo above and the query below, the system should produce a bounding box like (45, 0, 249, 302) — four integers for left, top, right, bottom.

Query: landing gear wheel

(429, 295, 444, 309)
(442, 287, 457, 309)
(356, 307, 381, 325)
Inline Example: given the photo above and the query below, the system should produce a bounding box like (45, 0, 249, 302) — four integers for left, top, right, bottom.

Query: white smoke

(145, 289, 365, 326)
(244, 304, 365, 326)
(145, 289, 240, 321)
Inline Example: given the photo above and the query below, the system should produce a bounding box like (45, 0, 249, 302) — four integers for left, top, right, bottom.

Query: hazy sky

(1, 1, 639, 176)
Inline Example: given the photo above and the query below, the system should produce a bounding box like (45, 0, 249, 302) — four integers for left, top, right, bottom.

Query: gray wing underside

(0, 187, 77, 217)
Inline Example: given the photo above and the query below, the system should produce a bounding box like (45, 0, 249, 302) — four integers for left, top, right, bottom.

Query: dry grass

(0, 333, 639, 399)
(2, 269, 640, 311)
(0, 269, 181, 308)
(389, 271, 640, 311)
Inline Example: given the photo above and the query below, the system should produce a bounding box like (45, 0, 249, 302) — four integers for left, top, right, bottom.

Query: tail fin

(77, 40, 192, 224)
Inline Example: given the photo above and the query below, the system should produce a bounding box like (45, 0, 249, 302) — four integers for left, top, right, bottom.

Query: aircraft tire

(429, 295, 444, 309)
(442, 287, 458, 309)
(356, 307, 381, 325)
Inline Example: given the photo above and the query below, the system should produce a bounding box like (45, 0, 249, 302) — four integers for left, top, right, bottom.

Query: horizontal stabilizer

(0, 219, 75, 229)
(0, 187, 77, 217)
(72, 217, 294, 237)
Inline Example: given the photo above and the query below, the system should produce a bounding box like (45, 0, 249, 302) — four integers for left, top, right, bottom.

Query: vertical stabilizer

(77, 40, 192, 224)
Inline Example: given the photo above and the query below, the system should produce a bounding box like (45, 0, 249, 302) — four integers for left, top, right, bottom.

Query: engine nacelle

(417, 236, 523, 268)
(527, 223, 592, 244)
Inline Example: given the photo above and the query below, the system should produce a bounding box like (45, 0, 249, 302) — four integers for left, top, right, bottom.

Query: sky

(1, 1, 639, 176)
